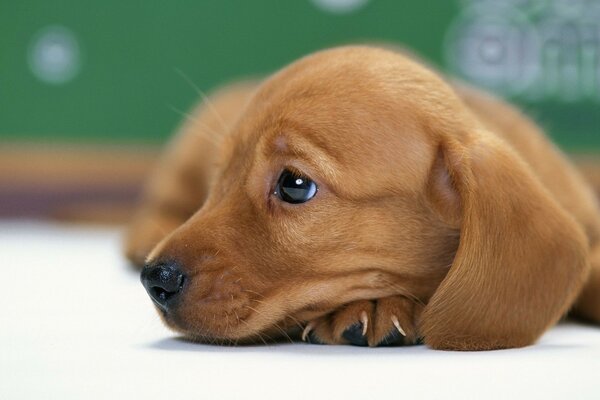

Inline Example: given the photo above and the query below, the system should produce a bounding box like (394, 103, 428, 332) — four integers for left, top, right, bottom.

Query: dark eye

(274, 169, 318, 204)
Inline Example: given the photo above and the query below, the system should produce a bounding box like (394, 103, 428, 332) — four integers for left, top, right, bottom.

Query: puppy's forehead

(220, 46, 473, 196)
(258, 46, 452, 108)
(247, 47, 453, 195)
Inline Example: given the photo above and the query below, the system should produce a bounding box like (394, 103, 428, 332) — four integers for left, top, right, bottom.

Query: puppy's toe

(302, 321, 326, 344)
(332, 300, 374, 346)
(301, 316, 333, 344)
(302, 296, 422, 347)
(342, 322, 368, 346)
(303, 300, 374, 345)
(377, 322, 406, 347)
(369, 296, 422, 347)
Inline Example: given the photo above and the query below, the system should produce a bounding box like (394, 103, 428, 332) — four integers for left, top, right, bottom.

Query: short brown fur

(125, 46, 600, 350)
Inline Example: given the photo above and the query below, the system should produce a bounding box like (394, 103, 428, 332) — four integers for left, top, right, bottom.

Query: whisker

(255, 332, 270, 346)
(238, 318, 269, 346)
(168, 105, 222, 146)
(242, 289, 265, 298)
(283, 313, 305, 332)
(381, 278, 425, 306)
(233, 312, 241, 346)
(174, 67, 228, 131)
(249, 299, 303, 334)
(245, 305, 294, 344)
(145, 217, 170, 239)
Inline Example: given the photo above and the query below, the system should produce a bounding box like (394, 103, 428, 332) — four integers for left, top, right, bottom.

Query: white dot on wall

(28, 25, 81, 85)
(478, 37, 506, 63)
(310, 0, 369, 14)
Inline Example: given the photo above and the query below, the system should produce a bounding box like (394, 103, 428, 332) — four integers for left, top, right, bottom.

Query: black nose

(140, 263, 186, 310)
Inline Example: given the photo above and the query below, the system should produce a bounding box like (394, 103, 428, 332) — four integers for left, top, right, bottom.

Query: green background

(1, 0, 598, 149)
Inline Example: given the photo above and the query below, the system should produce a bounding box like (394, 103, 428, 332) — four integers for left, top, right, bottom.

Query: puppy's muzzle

(141, 262, 186, 311)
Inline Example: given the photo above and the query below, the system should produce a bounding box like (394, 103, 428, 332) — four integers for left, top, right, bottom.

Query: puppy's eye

(274, 169, 318, 204)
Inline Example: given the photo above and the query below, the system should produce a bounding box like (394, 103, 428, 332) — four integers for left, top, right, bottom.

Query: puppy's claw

(360, 311, 369, 336)
(391, 315, 406, 337)
(302, 322, 315, 342)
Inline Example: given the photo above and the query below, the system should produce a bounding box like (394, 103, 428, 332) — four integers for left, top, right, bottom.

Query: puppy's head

(140, 47, 462, 342)
(142, 46, 587, 348)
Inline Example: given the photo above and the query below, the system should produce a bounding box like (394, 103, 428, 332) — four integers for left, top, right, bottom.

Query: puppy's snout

(141, 263, 186, 310)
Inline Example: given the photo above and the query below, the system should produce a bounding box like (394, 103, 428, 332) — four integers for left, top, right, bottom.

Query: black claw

(307, 331, 324, 345)
(378, 328, 406, 347)
(342, 322, 368, 346)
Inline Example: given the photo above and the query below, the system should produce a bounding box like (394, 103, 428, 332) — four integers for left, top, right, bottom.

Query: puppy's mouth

(155, 269, 404, 344)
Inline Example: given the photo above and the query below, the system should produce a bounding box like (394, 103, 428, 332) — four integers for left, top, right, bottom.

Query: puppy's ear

(421, 133, 590, 350)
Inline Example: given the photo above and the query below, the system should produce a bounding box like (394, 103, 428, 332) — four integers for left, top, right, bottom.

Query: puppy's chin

(154, 299, 256, 343)
(157, 309, 295, 345)
(154, 269, 410, 344)
(160, 304, 324, 345)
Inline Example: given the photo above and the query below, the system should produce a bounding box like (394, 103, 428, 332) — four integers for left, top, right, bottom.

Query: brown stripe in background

(0, 144, 158, 223)
(1, 144, 599, 224)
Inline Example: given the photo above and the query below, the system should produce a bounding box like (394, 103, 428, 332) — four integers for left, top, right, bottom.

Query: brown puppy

(125, 46, 600, 350)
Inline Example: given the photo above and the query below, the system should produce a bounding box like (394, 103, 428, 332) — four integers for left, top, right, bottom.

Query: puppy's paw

(303, 296, 422, 347)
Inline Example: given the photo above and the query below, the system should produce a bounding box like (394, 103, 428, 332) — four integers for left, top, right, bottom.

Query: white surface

(1, 222, 600, 400)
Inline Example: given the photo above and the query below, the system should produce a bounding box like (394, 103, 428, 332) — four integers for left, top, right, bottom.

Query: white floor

(1, 222, 600, 400)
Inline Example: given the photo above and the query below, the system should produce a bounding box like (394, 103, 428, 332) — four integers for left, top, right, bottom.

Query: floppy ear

(421, 132, 590, 350)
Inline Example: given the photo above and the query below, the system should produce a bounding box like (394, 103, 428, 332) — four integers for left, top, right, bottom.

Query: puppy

(125, 46, 600, 350)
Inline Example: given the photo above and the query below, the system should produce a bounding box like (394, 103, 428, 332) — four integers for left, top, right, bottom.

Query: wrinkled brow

(264, 128, 340, 183)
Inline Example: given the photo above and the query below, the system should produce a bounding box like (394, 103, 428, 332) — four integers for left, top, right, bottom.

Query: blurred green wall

(1, 0, 599, 149)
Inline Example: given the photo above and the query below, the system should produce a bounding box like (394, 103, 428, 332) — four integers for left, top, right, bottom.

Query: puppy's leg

(124, 81, 258, 267)
(304, 296, 422, 346)
(572, 244, 600, 323)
